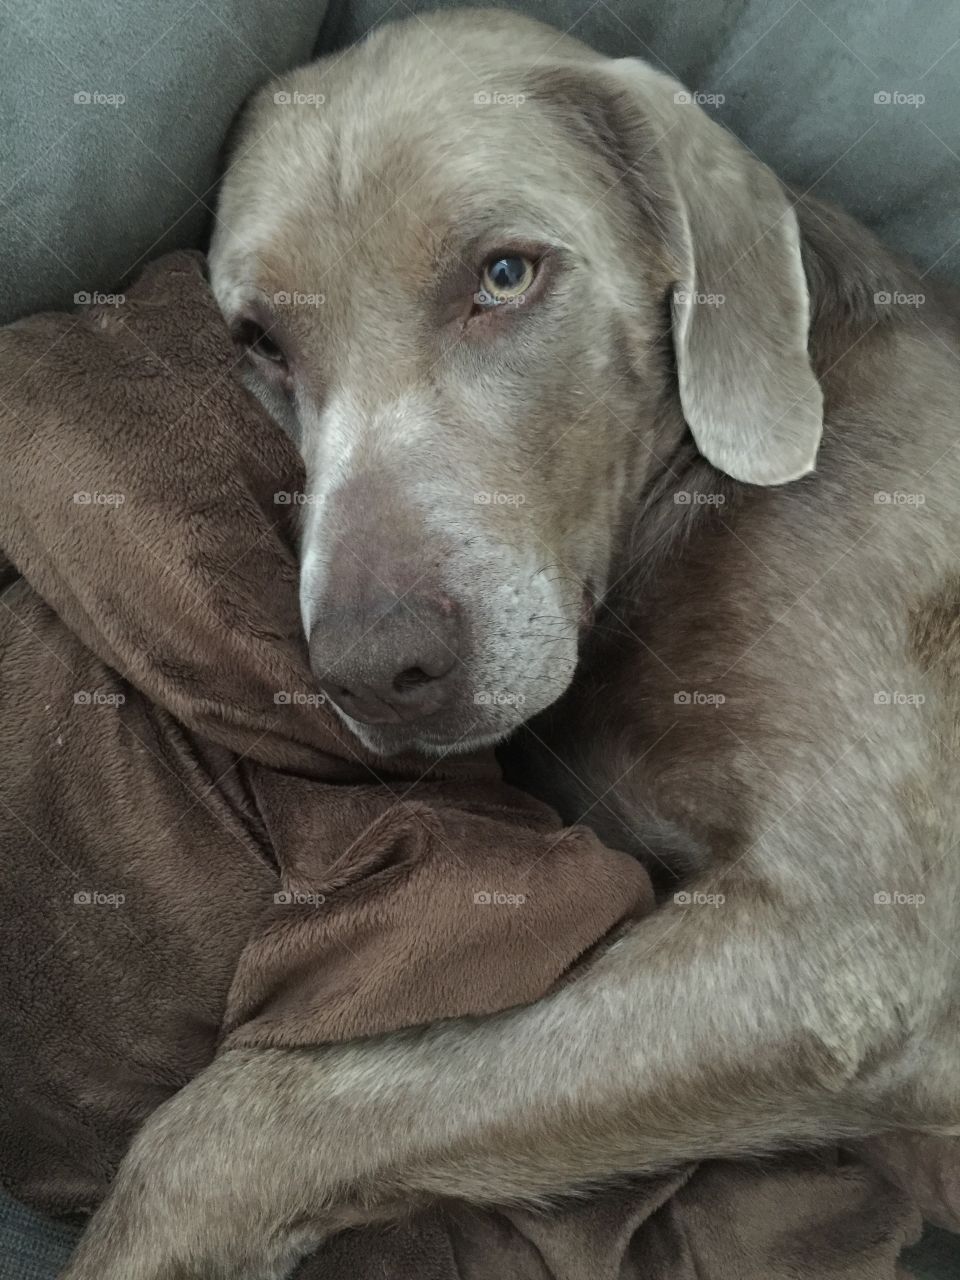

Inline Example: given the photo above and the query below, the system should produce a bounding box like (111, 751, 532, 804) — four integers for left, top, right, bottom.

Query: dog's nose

(309, 593, 461, 723)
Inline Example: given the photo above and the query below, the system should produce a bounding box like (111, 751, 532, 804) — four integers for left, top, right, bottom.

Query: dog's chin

(365, 724, 511, 760)
(330, 705, 523, 761)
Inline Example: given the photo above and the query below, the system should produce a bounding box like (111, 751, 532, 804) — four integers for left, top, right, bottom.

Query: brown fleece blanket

(0, 252, 951, 1278)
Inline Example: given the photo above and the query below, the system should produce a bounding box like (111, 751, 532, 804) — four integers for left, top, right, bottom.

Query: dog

(61, 9, 960, 1278)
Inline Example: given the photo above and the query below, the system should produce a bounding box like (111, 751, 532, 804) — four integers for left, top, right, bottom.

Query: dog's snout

(310, 592, 461, 724)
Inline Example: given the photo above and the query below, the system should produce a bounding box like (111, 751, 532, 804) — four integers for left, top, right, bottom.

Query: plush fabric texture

(856, 1134, 960, 1235)
(1, 250, 958, 1279)
(0, 251, 651, 1213)
(0, 1177, 952, 1280)
(298, 1156, 923, 1280)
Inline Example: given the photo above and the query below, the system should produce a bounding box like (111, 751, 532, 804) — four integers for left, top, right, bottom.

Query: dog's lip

(358, 721, 510, 760)
(337, 702, 517, 759)
(323, 686, 451, 726)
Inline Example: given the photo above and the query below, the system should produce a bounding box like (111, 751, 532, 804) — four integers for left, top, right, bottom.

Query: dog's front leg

(60, 878, 910, 1280)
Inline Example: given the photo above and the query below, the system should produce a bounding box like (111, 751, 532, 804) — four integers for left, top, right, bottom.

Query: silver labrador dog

(62, 10, 960, 1279)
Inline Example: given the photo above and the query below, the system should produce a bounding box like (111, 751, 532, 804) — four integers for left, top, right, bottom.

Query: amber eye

(478, 254, 536, 305)
(234, 318, 287, 366)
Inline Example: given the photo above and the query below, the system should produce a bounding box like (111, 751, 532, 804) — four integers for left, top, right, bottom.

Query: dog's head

(210, 10, 822, 757)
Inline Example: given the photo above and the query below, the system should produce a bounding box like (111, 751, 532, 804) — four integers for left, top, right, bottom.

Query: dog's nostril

(393, 665, 435, 693)
(309, 587, 461, 722)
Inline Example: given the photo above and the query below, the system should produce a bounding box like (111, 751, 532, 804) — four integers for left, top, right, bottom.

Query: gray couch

(1, 1, 958, 1275)
(2, 0, 958, 328)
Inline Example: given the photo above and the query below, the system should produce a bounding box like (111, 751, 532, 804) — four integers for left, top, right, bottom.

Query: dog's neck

(795, 192, 920, 377)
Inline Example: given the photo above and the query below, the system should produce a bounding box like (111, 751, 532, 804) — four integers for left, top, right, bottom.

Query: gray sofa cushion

(0, 1189, 78, 1280)
(3, 0, 956, 327)
(0, 0, 328, 323)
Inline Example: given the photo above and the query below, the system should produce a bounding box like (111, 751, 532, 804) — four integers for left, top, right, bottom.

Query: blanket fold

(0, 251, 650, 1212)
(0, 252, 953, 1278)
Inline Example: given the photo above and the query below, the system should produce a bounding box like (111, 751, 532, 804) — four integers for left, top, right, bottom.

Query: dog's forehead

(227, 16, 609, 234)
(266, 86, 557, 225)
(224, 95, 581, 308)
(212, 15, 654, 327)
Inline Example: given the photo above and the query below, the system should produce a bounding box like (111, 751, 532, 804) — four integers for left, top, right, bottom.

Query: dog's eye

(234, 318, 287, 367)
(478, 254, 536, 305)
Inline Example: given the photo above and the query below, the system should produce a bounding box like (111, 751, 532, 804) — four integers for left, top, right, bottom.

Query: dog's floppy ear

(599, 60, 824, 486)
